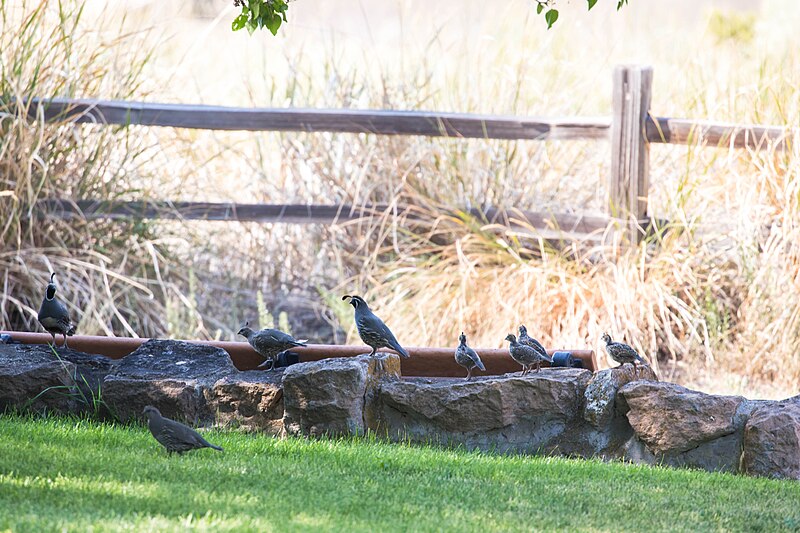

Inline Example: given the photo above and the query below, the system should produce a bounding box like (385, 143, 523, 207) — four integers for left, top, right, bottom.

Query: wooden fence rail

(19, 65, 796, 245)
(27, 98, 611, 141)
(31, 199, 615, 241)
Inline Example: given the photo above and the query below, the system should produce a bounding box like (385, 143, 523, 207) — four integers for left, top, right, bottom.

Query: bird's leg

(369, 346, 377, 358)
(465, 368, 472, 381)
(535, 361, 541, 373)
(62, 333, 69, 349)
(49, 332, 56, 348)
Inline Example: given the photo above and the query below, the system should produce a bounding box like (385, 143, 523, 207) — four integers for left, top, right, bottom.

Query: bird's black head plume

(342, 295, 367, 309)
(45, 273, 57, 301)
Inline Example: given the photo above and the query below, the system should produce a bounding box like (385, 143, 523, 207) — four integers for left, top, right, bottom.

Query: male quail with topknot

(505, 333, 552, 375)
(238, 321, 307, 370)
(601, 332, 646, 372)
(37, 273, 76, 349)
(454, 332, 485, 380)
(342, 295, 409, 358)
(143, 406, 223, 454)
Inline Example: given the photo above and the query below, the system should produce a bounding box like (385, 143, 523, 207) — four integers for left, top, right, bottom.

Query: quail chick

(342, 295, 409, 358)
(238, 321, 307, 370)
(518, 325, 548, 357)
(454, 332, 485, 381)
(601, 333, 646, 372)
(505, 333, 552, 375)
(143, 406, 223, 454)
(37, 273, 76, 349)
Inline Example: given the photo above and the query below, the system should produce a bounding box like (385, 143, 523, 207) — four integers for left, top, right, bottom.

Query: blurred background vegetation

(2, 0, 799, 398)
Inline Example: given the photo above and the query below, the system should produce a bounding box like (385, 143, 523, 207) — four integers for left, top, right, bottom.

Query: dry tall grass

(0, 0, 195, 338)
(3, 0, 800, 398)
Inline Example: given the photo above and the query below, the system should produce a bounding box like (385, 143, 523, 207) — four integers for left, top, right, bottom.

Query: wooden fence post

(610, 65, 653, 244)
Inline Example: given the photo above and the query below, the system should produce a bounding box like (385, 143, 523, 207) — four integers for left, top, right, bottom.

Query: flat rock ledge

(0, 342, 797, 479)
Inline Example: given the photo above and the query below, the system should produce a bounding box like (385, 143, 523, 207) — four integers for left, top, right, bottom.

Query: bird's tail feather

(475, 359, 486, 371)
(209, 444, 223, 451)
(390, 341, 410, 358)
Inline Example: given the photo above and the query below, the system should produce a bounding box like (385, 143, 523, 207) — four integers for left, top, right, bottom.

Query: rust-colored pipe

(1, 331, 598, 376)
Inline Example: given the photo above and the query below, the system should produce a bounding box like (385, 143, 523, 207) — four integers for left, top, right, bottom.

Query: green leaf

(536, 3, 544, 14)
(246, 18, 257, 35)
(587, 0, 598, 10)
(265, 12, 282, 35)
(250, 1, 260, 19)
(231, 13, 248, 31)
(545, 9, 559, 29)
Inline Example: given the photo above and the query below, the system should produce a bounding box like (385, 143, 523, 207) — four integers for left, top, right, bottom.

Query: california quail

(238, 321, 307, 370)
(505, 333, 552, 375)
(37, 273, 76, 349)
(454, 332, 485, 380)
(143, 406, 223, 454)
(518, 325, 548, 358)
(601, 332, 646, 372)
(342, 295, 409, 358)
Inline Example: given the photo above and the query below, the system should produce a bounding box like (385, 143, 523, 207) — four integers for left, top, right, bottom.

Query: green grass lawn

(0, 416, 798, 532)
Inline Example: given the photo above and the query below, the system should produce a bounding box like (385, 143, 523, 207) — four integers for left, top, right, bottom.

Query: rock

(58, 348, 117, 414)
(282, 354, 401, 437)
(206, 370, 284, 435)
(619, 381, 745, 455)
(102, 339, 236, 424)
(743, 395, 800, 479)
(583, 365, 658, 428)
(378, 368, 593, 454)
(0, 344, 79, 414)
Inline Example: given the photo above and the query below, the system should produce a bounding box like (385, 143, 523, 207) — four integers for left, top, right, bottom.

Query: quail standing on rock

(454, 332, 485, 380)
(601, 332, 646, 372)
(342, 295, 409, 358)
(518, 325, 548, 358)
(143, 406, 223, 455)
(505, 333, 552, 375)
(37, 273, 76, 349)
(238, 321, 307, 370)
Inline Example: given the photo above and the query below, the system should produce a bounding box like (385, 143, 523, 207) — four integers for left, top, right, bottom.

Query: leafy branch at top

(231, 0, 289, 36)
(230, 0, 630, 36)
(533, 0, 630, 30)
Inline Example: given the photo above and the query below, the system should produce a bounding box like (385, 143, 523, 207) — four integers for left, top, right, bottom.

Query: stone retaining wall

(1, 340, 797, 479)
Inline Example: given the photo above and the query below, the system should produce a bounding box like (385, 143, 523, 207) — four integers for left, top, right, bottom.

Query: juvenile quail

(505, 333, 552, 375)
(143, 406, 223, 454)
(37, 273, 76, 349)
(454, 332, 485, 381)
(601, 332, 646, 372)
(518, 325, 548, 358)
(342, 295, 409, 358)
(238, 321, 307, 370)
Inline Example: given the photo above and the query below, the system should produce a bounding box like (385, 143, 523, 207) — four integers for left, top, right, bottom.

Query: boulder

(102, 339, 236, 424)
(619, 381, 745, 455)
(0, 344, 79, 414)
(206, 370, 284, 434)
(378, 368, 593, 454)
(59, 348, 117, 415)
(743, 395, 800, 479)
(583, 365, 658, 428)
(282, 354, 401, 437)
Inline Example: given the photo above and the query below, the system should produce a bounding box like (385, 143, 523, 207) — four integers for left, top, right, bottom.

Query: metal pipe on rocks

(0, 331, 598, 376)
